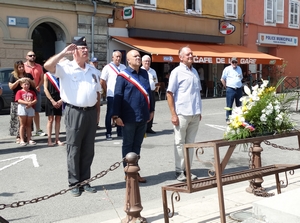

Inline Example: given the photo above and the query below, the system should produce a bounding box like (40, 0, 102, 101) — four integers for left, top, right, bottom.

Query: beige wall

(0, 0, 112, 67)
(113, 8, 241, 45)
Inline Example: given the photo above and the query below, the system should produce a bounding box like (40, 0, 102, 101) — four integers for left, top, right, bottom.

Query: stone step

(251, 188, 300, 223)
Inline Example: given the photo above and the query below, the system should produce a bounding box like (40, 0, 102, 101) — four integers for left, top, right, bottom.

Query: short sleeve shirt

(100, 63, 126, 97)
(15, 89, 37, 103)
(55, 60, 101, 107)
(221, 65, 243, 88)
(24, 62, 43, 89)
(141, 66, 158, 91)
(167, 62, 202, 116)
(9, 73, 35, 101)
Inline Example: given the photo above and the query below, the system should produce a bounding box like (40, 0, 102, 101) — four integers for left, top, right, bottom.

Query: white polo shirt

(167, 62, 202, 116)
(100, 62, 126, 97)
(55, 60, 101, 107)
(141, 66, 158, 91)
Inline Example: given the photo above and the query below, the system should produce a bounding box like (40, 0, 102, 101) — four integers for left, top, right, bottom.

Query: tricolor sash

(119, 70, 150, 109)
(108, 63, 120, 75)
(45, 72, 60, 93)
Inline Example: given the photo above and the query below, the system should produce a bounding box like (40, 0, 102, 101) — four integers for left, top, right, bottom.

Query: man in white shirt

(44, 36, 101, 196)
(220, 57, 243, 124)
(167, 46, 202, 182)
(100, 51, 126, 140)
(141, 55, 158, 134)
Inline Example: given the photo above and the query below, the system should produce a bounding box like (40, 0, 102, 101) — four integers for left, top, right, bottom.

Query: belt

(227, 87, 241, 90)
(66, 103, 96, 111)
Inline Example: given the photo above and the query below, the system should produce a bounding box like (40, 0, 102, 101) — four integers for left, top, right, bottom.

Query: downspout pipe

(91, 1, 97, 58)
(241, 0, 246, 46)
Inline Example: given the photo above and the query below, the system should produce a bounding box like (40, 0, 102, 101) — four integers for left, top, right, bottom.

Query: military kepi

(72, 36, 87, 46)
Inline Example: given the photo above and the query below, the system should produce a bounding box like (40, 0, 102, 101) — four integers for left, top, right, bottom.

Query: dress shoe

(146, 129, 156, 134)
(70, 187, 81, 197)
(137, 173, 147, 183)
(82, 184, 97, 193)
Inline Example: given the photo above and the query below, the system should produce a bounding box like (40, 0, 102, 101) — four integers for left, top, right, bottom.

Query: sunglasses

(232, 61, 238, 64)
(27, 55, 36, 57)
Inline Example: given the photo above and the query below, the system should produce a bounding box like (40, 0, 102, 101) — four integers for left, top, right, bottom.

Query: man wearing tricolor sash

(100, 51, 126, 140)
(112, 50, 154, 183)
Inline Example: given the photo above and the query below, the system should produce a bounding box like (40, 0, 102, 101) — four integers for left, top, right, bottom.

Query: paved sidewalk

(55, 172, 300, 223)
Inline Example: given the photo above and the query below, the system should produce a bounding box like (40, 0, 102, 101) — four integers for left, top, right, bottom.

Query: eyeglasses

(27, 55, 36, 57)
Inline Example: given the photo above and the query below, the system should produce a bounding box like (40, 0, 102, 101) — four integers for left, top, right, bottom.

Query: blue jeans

(226, 87, 243, 120)
(122, 121, 147, 167)
(105, 97, 122, 136)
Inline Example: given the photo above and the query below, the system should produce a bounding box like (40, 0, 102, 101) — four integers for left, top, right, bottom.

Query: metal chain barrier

(0, 159, 124, 211)
(263, 140, 300, 151)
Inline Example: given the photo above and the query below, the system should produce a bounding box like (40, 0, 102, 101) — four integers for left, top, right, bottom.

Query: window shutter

(225, 0, 236, 16)
(276, 0, 284, 23)
(265, 0, 274, 23)
(289, 0, 299, 28)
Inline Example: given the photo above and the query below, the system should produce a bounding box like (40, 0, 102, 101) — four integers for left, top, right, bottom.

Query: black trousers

(64, 105, 97, 186)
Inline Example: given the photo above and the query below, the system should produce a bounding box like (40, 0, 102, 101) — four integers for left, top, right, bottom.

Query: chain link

(263, 140, 300, 151)
(0, 159, 124, 211)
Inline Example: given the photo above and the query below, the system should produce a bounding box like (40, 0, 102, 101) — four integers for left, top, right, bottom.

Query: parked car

(0, 67, 46, 112)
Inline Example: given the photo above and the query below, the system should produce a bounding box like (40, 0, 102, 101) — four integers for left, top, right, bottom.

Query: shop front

(108, 35, 283, 97)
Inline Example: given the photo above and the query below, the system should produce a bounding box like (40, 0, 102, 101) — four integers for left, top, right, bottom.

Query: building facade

(0, 0, 293, 88)
(244, 0, 300, 81)
(0, 0, 113, 68)
(109, 0, 246, 83)
(108, 0, 284, 88)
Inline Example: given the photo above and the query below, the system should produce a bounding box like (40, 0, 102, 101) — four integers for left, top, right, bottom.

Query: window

(289, 0, 299, 28)
(135, 0, 156, 9)
(225, 0, 237, 18)
(135, 0, 156, 7)
(185, 0, 202, 14)
(264, 0, 284, 25)
(265, 0, 274, 23)
(137, 0, 150, 3)
(277, 0, 284, 23)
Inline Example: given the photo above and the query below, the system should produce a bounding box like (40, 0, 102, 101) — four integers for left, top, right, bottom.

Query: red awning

(112, 36, 283, 65)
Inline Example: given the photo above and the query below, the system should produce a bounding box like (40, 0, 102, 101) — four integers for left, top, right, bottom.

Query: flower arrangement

(224, 77, 297, 140)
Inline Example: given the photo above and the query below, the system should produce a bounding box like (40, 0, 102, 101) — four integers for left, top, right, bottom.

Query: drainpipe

(91, 1, 97, 58)
(241, 0, 246, 46)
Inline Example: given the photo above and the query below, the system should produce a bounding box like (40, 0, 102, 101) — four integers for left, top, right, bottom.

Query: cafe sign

(193, 56, 257, 64)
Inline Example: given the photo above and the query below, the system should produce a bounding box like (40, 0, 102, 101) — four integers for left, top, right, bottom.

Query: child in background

(15, 79, 37, 146)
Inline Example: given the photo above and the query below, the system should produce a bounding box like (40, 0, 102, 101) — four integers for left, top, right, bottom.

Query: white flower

(243, 85, 251, 96)
(274, 104, 281, 111)
(260, 114, 267, 122)
(261, 79, 269, 88)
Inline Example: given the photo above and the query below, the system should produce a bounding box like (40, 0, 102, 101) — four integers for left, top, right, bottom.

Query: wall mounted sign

(219, 21, 236, 35)
(123, 6, 134, 20)
(7, 16, 29, 28)
(258, 33, 298, 46)
(163, 56, 173, 62)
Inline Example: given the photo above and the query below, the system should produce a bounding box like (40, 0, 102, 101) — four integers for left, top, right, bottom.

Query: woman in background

(44, 71, 64, 146)
(8, 61, 35, 143)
